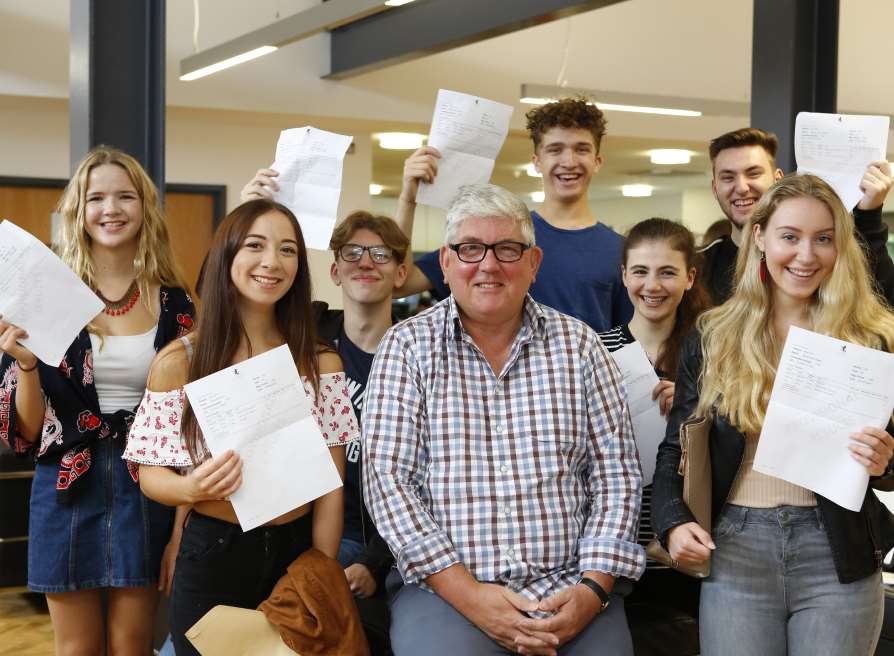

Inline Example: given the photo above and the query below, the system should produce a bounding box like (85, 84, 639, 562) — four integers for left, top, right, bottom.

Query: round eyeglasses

(337, 244, 394, 264)
(448, 241, 531, 263)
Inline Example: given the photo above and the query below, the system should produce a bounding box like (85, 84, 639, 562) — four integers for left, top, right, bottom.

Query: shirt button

(505, 547, 514, 557)
(503, 507, 512, 516)
(495, 425, 505, 434)
(500, 465, 508, 473)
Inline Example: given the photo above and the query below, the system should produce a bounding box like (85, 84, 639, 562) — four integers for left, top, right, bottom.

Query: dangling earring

(759, 252, 768, 284)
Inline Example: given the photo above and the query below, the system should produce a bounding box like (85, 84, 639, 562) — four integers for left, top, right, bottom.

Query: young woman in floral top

(123, 199, 358, 655)
(0, 146, 194, 654)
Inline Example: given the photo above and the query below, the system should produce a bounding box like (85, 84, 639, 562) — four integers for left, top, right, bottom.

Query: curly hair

(525, 97, 607, 152)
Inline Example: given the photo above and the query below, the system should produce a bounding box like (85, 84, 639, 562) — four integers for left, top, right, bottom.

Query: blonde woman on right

(652, 174, 894, 656)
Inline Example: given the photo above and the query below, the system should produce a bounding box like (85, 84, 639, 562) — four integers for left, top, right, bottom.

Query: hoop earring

(759, 252, 768, 284)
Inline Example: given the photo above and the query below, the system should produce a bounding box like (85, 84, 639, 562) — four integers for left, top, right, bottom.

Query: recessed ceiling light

(369, 184, 384, 196)
(530, 191, 545, 203)
(384, 0, 416, 5)
(374, 132, 426, 150)
(650, 149, 692, 165)
(525, 164, 542, 178)
(622, 184, 653, 198)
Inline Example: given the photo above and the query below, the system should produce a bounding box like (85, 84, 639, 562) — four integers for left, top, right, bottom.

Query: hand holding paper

(183, 345, 342, 530)
(609, 342, 667, 485)
(416, 89, 513, 210)
(795, 112, 890, 211)
(271, 126, 353, 251)
(0, 220, 103, 366)
(754, 327, 894, 511)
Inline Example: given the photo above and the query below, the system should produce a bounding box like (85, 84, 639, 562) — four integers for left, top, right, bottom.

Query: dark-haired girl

(598, 218, 710, 636)
(123, 199, 357, 655)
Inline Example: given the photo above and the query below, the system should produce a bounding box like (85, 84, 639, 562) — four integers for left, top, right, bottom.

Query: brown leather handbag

(646, 414, 712, 578)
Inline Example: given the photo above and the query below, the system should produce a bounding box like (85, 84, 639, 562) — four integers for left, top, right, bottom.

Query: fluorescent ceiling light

(369, 183, 384, 195)
(179, 46, 278, 81)
(375, 132, 426, 150)
(622, 184, 653, 198)
(530, 191, 545, 203)
(525, 163, 542, 178)
(180, 0, 393, 81)
(384, 0, 416, 5)
(650, 149, 692, 165)
(519, 96, 700, 117)
(520, 84, 749, 119)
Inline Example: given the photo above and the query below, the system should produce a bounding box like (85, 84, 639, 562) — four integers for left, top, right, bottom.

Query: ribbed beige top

(727, 434, 816, 508)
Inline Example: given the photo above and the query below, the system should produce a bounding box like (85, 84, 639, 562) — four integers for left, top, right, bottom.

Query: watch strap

(577, 577, 610, 610)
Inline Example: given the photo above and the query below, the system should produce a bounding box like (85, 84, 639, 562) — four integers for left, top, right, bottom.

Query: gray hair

(444, 184, 535, 245)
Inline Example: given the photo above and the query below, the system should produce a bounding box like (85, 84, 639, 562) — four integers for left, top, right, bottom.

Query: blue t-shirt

(415, 211, 632, 332)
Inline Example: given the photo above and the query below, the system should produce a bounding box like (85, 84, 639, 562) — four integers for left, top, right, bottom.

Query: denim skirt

(28, 437, 174, 593)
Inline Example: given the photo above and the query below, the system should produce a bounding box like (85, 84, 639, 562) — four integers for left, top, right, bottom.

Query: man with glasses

(393, 97, 633, 332)
(242, 175, 407, 655)
(364, 184, 644, 655)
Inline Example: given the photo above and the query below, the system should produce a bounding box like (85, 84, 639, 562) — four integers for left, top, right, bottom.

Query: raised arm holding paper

(394, 97, 633, 332)
(702, 125, 894, 307)
(653, 173, 894, 656)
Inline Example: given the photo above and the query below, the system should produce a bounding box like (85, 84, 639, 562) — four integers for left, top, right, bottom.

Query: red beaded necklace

(96, 280, 141, 316)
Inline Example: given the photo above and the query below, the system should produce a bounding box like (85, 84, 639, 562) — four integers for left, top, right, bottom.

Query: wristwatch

(577, 577, 610, 611)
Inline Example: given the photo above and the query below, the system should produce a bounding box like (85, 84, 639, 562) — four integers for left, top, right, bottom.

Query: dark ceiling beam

(326, 0, 628, 80)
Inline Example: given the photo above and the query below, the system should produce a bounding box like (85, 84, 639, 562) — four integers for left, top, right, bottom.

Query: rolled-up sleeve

(362, 327, 459, 584)
(578, 339, 646, 580)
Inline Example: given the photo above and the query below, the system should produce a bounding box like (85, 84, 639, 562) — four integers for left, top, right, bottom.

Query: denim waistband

(723, 504, 823, 528)
(187, 509, 313, 536)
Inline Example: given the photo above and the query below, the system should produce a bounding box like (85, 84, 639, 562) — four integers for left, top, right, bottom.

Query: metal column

(69, 0, 166, 194)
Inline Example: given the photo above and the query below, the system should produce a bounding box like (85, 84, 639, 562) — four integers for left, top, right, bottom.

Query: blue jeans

(700, 505, 884, 656)
(390, 581, 633, 656)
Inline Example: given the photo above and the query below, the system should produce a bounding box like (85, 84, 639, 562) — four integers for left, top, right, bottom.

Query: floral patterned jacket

(0, 287, 195, 503)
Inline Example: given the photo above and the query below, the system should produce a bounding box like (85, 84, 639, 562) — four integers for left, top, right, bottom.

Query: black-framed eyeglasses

(337, 244, 394, 264)
(448, 241, 532, 263)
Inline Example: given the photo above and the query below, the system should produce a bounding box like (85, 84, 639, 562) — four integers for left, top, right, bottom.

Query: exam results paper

(272, 126, 353, 251)
(795, 112, 890, 212)
(416, 89, 514, 209)
(609, 342, 666, 485)
(754, 327, 894, 511)
(183, 345, 343, 531)
(0, 220, 103, 367)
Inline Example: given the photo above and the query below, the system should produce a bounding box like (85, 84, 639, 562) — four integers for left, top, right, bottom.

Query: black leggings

(169, 511, 313, 656)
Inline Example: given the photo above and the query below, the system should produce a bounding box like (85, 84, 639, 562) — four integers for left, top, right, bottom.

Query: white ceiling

(2, 0, 892, 199)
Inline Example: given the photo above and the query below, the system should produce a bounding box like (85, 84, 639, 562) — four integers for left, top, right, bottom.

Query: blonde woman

(0, 146, 194, 655)
(652, 174, 894, 656)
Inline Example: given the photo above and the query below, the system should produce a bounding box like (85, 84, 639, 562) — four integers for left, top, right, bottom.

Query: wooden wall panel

(0, 186, 63, 245)
(165, 192, 215, 292)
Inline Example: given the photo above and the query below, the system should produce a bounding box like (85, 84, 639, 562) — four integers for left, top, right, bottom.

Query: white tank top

(89, 326, 157, 414)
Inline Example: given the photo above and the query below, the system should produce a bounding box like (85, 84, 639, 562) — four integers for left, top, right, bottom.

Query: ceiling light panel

(649, 149, 692, 165)
(622, 184, 653, 197)
(375, 132, 426, 150)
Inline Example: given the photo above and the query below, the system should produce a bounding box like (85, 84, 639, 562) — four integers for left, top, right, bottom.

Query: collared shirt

(363, 295, 645, 601)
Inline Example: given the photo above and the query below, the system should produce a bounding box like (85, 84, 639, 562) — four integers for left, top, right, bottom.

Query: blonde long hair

(696, 174, 894, 433)
(57, 146, 189, 301)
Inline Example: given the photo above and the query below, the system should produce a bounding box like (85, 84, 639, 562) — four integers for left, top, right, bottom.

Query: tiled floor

(0, 589, 53, 655)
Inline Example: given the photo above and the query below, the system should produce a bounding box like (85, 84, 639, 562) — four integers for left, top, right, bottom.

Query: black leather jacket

(652, 331, 894, 584)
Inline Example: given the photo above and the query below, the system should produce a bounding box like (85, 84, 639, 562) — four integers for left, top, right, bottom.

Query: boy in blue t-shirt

(395, 97, 632, 332)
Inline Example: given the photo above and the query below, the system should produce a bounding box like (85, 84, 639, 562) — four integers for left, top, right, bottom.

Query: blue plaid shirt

(362, 295, 645, 600)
